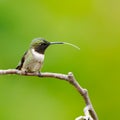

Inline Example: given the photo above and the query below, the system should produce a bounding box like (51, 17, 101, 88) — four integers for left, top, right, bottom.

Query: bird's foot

(38, 71, 42, 77)
(20, 70, 28, 75)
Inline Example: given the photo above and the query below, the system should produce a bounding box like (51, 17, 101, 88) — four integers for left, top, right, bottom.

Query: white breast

(31, 49, 44, 62)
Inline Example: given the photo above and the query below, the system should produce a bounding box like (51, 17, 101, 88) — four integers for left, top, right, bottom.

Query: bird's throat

(34, 45, 44, 54)
(31, 49, 44, 62)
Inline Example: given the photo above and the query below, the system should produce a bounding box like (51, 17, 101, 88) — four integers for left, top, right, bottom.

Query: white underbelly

(22, 49, 44, 72)
(29, 61, 42, 72)
(22, 60, 43, 72)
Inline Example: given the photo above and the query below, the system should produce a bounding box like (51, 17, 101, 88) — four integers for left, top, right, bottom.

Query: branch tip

(68, 72, 73, 76)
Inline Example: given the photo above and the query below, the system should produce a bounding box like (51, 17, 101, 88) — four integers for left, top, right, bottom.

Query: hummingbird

(16, 38, 63, 73)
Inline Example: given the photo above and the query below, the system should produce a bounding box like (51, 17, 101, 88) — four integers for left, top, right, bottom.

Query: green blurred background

(0, 0, 120, 120)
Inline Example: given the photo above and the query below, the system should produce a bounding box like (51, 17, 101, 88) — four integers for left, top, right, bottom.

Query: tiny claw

(38, 72, 41, 77)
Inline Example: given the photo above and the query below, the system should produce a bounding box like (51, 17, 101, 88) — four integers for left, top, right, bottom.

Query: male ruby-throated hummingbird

(16, 38, 80, 74)
(16, 38, 64, 73)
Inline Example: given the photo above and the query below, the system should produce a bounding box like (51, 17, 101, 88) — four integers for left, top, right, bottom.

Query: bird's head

(30, 38, 63, 54)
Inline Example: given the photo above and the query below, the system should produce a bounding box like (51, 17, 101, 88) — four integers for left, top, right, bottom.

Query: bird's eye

(42, 43, 46, 46)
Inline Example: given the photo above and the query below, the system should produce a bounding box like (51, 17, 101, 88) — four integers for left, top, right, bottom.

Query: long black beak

(50, 42, 64, 45)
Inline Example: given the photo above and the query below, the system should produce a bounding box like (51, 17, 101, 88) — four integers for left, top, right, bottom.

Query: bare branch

(0, 69, 98, 120)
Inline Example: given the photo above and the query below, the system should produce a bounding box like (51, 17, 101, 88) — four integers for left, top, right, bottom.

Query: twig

(0, 69, 98, 120)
